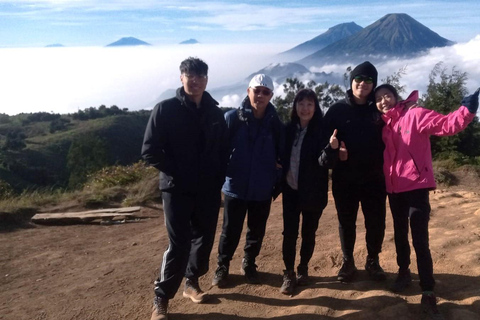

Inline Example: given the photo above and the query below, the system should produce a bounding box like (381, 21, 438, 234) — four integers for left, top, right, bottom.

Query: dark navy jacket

(141, 87, 228, 194)
(222, 97, 284, 201)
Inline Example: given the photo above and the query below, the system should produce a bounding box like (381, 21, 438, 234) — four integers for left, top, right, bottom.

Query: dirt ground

(1, 175, 480, 320)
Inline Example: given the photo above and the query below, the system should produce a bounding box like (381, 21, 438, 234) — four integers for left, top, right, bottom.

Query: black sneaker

(365, 256, 386, 281)
(280, 270, 296, 295)
(296, 265, 309, 286)
(390, 269, 412, 293)
(241, 259, 260, 284)
(183, 278, 209, 303)
(212, 265, 229, 288)
(337, 258, 357, 282)
(421, 293, 445, 320)
(151, 296, 168, 320)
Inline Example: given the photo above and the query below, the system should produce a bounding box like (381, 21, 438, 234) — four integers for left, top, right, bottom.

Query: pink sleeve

(415, 106, 475, 136)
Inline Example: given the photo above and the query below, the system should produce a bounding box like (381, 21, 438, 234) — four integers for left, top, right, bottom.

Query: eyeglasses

(183, 73, 208, 81)
(251, 88, 272, 96)
(354, 75, 374, 84)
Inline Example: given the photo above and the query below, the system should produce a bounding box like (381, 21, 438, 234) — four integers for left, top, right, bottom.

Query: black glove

(461, 88, 480, 114)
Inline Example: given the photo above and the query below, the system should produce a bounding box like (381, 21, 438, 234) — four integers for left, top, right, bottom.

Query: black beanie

(350, 61, 378, 88)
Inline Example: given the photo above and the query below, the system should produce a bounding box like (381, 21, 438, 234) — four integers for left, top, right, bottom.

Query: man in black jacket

(323, 61, 387, 283)
(142, 57, 228, 320)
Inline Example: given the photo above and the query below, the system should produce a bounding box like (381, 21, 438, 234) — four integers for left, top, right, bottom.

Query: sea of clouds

(0, 36, 479, 116)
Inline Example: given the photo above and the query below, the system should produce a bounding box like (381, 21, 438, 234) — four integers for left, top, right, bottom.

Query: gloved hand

(461, 88, 480, 114)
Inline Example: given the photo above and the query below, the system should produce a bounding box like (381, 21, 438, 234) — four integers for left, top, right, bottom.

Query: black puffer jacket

(141, 87, 228, 194)
(323, 89, 384, 185)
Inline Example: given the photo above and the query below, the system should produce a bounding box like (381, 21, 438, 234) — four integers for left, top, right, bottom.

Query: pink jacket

(381, 90, 475, 193)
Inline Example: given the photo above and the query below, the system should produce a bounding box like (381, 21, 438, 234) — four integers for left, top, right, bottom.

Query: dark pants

(217, 195, 271, 267)
(282, 185, 323, 271)
(333, 179, 386, 260)
(388, 188, 434, 291)
(154, 190, 221, 300)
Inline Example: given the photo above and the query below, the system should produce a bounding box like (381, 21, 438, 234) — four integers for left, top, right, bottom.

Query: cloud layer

(0, 36, 479, 116)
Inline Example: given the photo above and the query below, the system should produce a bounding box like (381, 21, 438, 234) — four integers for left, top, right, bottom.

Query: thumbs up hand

(339, 141, 348, 161)
(330, 129, 339, 149)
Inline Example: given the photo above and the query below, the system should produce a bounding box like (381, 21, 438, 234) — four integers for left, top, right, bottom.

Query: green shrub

(0, 179, 14, 199)
(84, 161, 157, 190)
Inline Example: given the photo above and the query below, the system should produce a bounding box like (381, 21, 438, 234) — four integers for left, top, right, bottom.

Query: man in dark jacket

(323, 61, 387, 283)
(142, 57, 228, 320)
(212, 74, 284, 287)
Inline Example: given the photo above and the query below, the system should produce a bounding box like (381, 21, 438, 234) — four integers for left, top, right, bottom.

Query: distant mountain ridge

(277, 22, 363, 61)
(106, 37, 151, 47)
(180, 39, 199, 44)
(299, 13, 454, 66)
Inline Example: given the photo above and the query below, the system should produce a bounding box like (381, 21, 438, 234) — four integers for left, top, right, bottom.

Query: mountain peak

(106, 37, 151, 47)
(277, 22, 363, 61)
(45, 43, 64, 48)
(299, 13, 454, 66)
(179, 39, 199, 44)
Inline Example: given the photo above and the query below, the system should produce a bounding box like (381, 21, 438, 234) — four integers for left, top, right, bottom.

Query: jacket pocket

(397, 159, 420, 182)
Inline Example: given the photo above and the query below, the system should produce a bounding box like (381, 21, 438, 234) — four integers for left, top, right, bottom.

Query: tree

(273, 78, 346, 123)
(2, 129, 26, 151)
(66, 134, 109, 188)
(273, 78, 306, 123)
(381, 66, 407, 97)
(422, 62, 480, 161)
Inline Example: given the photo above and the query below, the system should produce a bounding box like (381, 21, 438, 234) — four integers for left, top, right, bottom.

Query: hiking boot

(151, 296, 168, 320)
(241, 259, 260, 284)
(182, 278, 209, 304)
(365, 256, 387, 281)
(337, 258, 357, 282)
(421, 292, 445, 320)
(390, 268, 412, 293)
(212, 264, 229, 288)
(296, 265, 309, 286)
(280, 270, 296, 295)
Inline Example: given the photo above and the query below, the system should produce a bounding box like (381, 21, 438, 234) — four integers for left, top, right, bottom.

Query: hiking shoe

(241, 259, 260, 284)
(151, 296, 168, 320)
(280, 270, 296, 295)
(337, 258, 357, 282)
(365, 256, 387, 281)
(212, 265, 229, 288)
(296, 265, 309, 286)
(390, 269, 412, 293)
(421, 293, 445, 320)
(182, 278, 209, 304)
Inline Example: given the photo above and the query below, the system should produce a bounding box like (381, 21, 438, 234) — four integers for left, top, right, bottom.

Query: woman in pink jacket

(374, 84, 478, 320)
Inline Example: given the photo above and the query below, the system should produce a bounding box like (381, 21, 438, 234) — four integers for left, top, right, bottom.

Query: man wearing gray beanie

(323, 61, 387, 283)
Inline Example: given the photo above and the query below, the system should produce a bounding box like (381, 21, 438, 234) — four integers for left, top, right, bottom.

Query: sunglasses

(252, 88, 272, 96)
(354, 75, 374, 84)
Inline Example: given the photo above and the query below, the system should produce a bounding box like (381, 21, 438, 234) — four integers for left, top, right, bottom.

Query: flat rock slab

(31, 207, 142, 224)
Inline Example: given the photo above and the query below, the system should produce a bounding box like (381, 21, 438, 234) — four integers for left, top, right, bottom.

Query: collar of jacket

(346, 89, 375, 107)
(175, 87, 219, 110)
(382, 90, 419, 123)
(239, 96, 276, 121)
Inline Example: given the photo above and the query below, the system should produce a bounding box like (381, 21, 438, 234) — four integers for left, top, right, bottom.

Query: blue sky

(1, 0, 480, 48)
